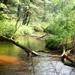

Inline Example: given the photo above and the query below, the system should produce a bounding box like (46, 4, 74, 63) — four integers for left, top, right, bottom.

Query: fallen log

(0, 35, 39, 56)
(61, 55, 75, 63)
(61, 46, 75, 66)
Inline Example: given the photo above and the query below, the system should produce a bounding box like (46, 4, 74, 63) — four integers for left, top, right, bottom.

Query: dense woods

(0, 0, 75, 66)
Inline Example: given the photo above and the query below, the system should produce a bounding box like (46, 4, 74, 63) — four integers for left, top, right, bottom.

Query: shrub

(45, 36, 63, 50)
(45, 35, 71, 51)
(15, 26, 34, 35)
(0, 20, 16, 38)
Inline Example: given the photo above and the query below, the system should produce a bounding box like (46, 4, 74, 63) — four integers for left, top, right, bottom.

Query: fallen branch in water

(61, 46, 75, 66)
(61, 55, 75, 64)
(0, 35, 39, 56)
(36, 33, 48, 39)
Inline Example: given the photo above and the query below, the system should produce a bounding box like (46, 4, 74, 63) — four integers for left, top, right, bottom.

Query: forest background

(0, 0, 75, 51)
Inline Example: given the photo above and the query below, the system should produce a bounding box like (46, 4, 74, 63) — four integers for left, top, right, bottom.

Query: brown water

(0, 35, 75, 75)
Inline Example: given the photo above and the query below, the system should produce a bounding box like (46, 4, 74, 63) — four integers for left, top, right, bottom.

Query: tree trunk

(0, 35, 39, 56)
(3, 0, 8, 5)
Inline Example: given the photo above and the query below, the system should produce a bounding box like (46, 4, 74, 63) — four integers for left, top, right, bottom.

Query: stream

(0, 35, 75, 75)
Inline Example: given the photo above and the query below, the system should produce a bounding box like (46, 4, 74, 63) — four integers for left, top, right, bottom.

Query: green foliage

(0, 3, 8, 20)
(0, 12, 9, 20)
(0, 0, 75, 52)
(45, 35, 63, 50)
(0, 3, 7, 9)
(33, 25, 43, 32)
(15, 26, 34, 35)
(0, 20, 16, 38)
(8, 0, 20, 5)
(45, 35, 71, 50)
(44, 0, 75, 50)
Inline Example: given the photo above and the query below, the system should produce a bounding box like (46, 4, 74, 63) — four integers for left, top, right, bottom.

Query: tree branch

(0, 35, 39, 56)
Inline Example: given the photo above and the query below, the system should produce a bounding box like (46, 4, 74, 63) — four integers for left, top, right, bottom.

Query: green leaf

(29, 3, 39, 8)
(0, 3, 7, 8)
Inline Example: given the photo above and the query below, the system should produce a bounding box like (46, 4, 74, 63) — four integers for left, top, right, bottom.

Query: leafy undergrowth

(45, 35, 71, 51)
(15, 26, 34, 35)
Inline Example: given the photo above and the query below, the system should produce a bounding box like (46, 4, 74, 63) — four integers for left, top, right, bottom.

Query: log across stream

(0, 35, 75, 75)
(0, 35, 75, 65)
(0, 35, 39, 56)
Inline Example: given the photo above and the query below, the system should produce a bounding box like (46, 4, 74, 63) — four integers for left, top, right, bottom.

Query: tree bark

(0, 35, 39, 56)
(61, 47, 75, 65)
(62, 55, 75, 64)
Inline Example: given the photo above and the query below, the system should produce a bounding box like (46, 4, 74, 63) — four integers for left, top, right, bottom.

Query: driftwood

(61, 46, 75, 66)
(0, 35, 39, 56)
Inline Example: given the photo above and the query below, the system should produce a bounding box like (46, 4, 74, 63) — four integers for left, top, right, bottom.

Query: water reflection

(15, 35, 46, 50)
(0, 55, 20, 64)
(0, 59, 33, 75)
(33, 54, 75, 75)
(0, 36, 75, 75)
(0, 42, 21, 57)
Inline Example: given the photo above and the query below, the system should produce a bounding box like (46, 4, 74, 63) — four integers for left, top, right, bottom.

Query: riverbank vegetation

(0, 0, 75, 52)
